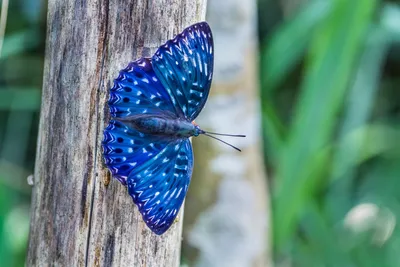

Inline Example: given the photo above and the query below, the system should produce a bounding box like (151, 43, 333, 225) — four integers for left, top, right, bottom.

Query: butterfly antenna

(202, 131, 246, 138)
(202, 133, 243, 152)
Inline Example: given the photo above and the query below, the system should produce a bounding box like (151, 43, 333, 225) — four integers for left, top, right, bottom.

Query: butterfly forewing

(152, 22, 214, 121)
(109, 58, 177, 118)
(127, 139, 193, 235)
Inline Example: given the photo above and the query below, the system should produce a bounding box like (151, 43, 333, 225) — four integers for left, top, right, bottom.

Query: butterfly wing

(108, 58, 177, 118)
(102, 120, 170, 185)
(103, 122, 193, 234)
(104, 57, 181, 185)
(127, 138, 193, 235)
(103, 23, 209, 234)
(152, 22, 214, 121)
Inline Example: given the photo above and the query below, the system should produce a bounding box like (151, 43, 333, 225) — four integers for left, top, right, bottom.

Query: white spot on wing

(170, 188, 177, 198)
(164, 191, 169, 198)
(176, 188, 183, 198)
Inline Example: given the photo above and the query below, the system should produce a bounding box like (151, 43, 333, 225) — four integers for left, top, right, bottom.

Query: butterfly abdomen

(124, 116, 199, 138)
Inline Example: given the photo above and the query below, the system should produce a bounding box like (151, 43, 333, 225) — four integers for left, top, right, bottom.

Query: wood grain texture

(27, 1, 207, 266)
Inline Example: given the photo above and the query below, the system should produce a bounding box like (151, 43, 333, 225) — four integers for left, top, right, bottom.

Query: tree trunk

(27, 1, 207, 266)
(182, 0, 272, 266)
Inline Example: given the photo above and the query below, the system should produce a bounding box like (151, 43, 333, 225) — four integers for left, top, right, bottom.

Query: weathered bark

(27, 1, 207, 266)
(182, 0, 271, 266)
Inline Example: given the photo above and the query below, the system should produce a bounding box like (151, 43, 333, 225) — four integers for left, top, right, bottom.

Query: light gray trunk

(182, 0, 272, 266)
(27, 1, 207, 266)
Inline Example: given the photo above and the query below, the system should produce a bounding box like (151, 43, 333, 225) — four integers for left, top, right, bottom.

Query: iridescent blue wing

(127, 139, 193, 235)
(102, 120, 170, 185)
(152, 22, 214, 121)
(109, 58, 177, 118)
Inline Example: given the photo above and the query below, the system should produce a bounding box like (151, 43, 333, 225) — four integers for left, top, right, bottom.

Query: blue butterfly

(102, 22, 244, 235)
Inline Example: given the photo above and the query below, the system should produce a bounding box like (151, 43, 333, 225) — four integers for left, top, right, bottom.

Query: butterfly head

(193, 125, 203, 137)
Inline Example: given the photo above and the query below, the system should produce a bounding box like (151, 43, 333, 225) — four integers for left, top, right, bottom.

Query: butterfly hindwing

(127, 138, 193, 235)
(152, 22, 214, 121)
(109, 58, 177, 118)
(102, 120, 170, 185)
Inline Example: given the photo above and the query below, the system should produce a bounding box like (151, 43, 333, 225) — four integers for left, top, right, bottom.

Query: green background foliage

(260, 0, 400, 266)
(0, 0, 44, 266)
(1, 0, 400, 266)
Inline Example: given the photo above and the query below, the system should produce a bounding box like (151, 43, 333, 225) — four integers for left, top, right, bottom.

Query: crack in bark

(84, 1, 110, 265)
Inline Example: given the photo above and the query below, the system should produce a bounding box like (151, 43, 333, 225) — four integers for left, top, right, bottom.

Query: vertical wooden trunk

(27, 1, 207, 266)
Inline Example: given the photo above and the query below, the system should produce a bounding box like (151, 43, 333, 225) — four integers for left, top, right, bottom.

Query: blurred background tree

(1, 0, 400, 266)
(183, 0, 270, 266)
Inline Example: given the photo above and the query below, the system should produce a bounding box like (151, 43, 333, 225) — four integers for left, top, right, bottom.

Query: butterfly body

(118, 115, 201, 138)
(102, 22, 214, 235)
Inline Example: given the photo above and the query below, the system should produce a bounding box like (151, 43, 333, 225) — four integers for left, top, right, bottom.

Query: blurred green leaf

(0, 1, 44, 267)
(1, 56, 44, 85)
(381, 3, 400, 42)
(352, 124, 400, 162)
(260, 0, 333, 163)
(331, 26, 390, 182)
(260, 0, 332, 93)
(0, 184, 16, 267)
(325, 24, 390, 221)
(261, 97, 286, 163)
(273, 0, 378, 249)
(1, 29, 41, 59)
(300, 203, 353, 266)
(0, 88, 41, 110)
(3, 205, 30, 250)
